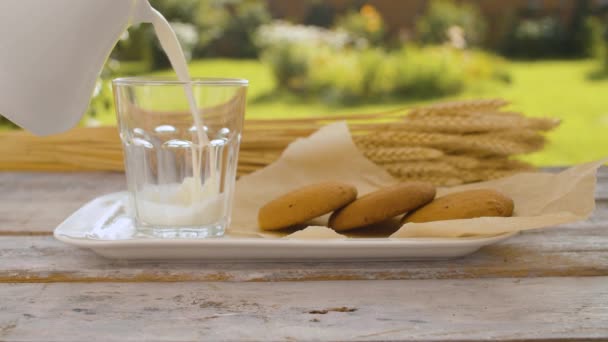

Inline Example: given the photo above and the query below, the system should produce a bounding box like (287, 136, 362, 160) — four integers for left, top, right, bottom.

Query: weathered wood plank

(1, 221, 607, 282)
(594, 165, 608, 199)
(1, 277, 607, 341)
(0, 167, 607, 234)
(0, 172, 124, 233)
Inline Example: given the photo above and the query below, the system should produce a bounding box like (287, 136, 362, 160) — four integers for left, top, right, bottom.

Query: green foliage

(112, 25, 152, 62)
(261, 43, 311, 90)
(259, 32, 510, 105)
(394, 46, 465, 97)
(305, 46, 474, 104)
(149, 0, 200, 23)
(193, 0, 271, 58)
(86, 80, 114, 120)
(415, 0, 487, 47)
(143, 0, 201, 68)
(307, 47, 371, 104)
(583, 16, 608, 73)
(568, 0, 594, 57)
(304, 0, 336, 28)
(395, 46, 509, 98)
(501, 16, 568, 59)
(500, 0, 596, 59)
(583, 16, 606, 59)
(334, 4, 386, 46)
(114, 0, 271, 69)
(255, 21, 351, 89)
(0, 115, 17, 128)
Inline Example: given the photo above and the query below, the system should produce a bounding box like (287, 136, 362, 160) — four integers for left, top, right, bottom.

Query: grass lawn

(98, 58, 608, 166)
(480, 60, 608, 167)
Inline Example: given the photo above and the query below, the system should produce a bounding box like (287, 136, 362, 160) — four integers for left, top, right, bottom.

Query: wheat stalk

(474, 157, 535, 170)
(380, 159, 532, 185)
(408, 98, 510, 116)
(394, 174, 466, 186)
(359, 147, 444, 163)
(382, 161, 461, 177)
(0, 98, 558, 185)
(440, 155, 481, 169)
(400, 114, 559, 133)
(354, 131, 543, 156)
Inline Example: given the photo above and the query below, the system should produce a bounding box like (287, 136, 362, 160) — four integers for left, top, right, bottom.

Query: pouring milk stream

(0, 0, 220, 226)
(139, 8, 221, 225)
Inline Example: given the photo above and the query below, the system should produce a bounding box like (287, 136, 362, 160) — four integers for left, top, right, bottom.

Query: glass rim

(112, 76, 249, 86)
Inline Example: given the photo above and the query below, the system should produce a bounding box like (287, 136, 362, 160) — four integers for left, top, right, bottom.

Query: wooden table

(1, 169, 607, 341)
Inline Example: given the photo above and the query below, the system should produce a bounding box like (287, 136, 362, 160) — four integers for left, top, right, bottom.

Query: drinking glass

(112, 77, 247, 238)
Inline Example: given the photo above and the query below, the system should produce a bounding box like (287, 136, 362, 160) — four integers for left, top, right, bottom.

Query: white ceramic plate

(54, 192, 516, 261)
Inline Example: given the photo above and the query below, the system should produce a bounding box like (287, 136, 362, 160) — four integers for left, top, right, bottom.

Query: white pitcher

(0, 0, 155, 135)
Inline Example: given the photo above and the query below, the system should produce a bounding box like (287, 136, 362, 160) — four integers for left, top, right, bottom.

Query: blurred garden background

(2, 0, 608, 166)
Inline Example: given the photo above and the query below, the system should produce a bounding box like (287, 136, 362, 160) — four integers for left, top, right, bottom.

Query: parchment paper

(229, 122, 606, 239)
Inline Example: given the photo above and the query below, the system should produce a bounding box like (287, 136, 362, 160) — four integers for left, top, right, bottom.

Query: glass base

(136, 223, 226, 239)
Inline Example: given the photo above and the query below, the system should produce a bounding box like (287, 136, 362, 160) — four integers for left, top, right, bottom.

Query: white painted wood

(2, 221, 607, 282)
(1, 277, 607, 341)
